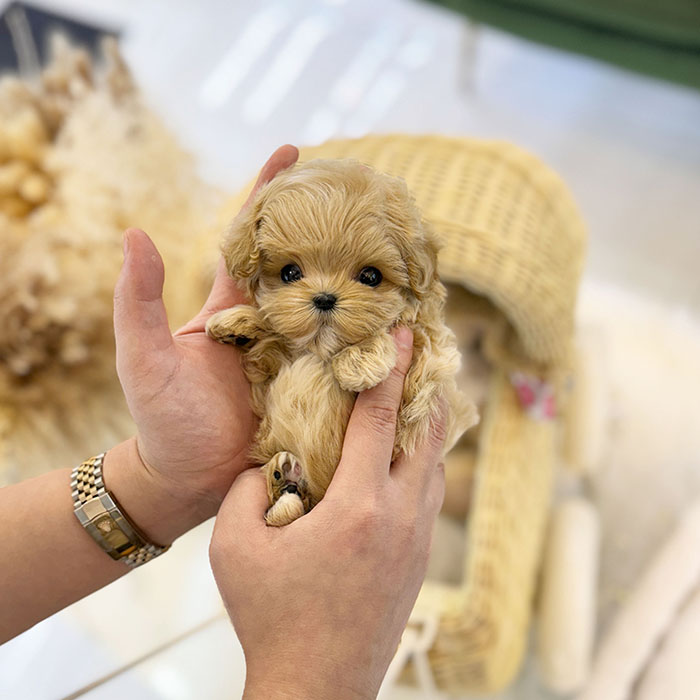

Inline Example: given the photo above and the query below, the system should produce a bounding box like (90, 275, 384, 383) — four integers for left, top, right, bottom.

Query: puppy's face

(223, 159, 438, 356)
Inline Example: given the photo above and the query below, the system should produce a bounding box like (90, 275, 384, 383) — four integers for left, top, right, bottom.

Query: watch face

(93, 514, 135, 555)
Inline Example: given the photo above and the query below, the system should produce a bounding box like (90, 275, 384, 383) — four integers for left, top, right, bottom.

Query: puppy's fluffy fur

(207, 159, 477, 525)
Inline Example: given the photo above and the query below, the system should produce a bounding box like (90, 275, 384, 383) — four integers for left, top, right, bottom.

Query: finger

(215, 468, 270, 535)
(210, 469, 270, 577)
(331, 327, 414, 490)
(391, 396, 448, 490)
(176, 257, 241, 336)
(192, 144, 300, 327)
(241, 143, 299, 210)
(427, 460, 446, 519)
(205, 256, 246, 312)
(114, 228, 175, 381)
(407, 462, 445, 559)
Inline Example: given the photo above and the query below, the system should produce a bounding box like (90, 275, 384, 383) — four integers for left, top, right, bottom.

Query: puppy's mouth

(311, 322, 342, 351)
(281, 483, 298, 495)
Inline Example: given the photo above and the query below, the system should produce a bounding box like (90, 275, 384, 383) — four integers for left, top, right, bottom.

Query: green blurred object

(426, 0, 700, 90)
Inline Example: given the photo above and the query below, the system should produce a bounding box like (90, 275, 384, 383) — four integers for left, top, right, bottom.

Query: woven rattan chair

(207, 134, 586, 694)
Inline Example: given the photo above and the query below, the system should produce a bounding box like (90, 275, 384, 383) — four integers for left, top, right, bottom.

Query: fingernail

(393, 326, 413, 350)
(123, 230, 130, 259)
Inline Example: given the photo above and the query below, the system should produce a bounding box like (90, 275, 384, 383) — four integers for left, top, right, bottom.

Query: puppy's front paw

(205, 306, 262, 346)
(263, 451, 310, 526)
(332, 333, 397, 392)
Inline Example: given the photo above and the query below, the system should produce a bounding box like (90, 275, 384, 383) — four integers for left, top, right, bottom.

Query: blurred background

(0, 0, 699, 698)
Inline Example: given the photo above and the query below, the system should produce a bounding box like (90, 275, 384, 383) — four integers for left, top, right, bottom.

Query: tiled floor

(2, 0, 700, 698)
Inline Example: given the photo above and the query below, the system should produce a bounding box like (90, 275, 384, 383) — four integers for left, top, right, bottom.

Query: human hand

(209, 327, 447, 700)
(105, 145, 299, 545)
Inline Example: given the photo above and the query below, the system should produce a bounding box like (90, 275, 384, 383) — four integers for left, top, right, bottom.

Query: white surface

(2, 0, 700, 698)
(82, 619, 246, 700)
(0, 520, 225, 700)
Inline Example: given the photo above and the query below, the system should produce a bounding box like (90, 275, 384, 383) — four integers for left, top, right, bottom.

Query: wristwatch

(71, 453, 170, 568)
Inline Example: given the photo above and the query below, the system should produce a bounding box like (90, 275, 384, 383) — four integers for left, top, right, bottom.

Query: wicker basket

(207, 134, 586, 693)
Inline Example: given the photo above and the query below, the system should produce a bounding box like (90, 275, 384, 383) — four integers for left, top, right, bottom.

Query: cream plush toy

(0, 37, 220, 484)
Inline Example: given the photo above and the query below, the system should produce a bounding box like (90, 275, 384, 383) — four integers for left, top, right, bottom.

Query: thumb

(210, 469, 269, 588)
(331, 326, 414, 491)
(214, 469, 269, 540)
(114, 229, 175, 383)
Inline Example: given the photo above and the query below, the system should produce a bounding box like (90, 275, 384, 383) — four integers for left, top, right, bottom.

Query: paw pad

(276, 452, 302, 482)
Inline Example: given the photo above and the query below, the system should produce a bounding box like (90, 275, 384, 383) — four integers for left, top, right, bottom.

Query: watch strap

(71, 453, 107, 504)
(71, 453, 170, 568)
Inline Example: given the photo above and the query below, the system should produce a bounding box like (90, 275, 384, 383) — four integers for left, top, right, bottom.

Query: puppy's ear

(221, 193, 266, 289)
(381, 175, 440, 300)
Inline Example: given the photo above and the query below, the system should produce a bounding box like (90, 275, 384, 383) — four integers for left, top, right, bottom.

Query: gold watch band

(71, 453, 170, 568)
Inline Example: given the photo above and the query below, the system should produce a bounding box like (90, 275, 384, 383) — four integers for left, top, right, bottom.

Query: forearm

(0, 438, 207, 643)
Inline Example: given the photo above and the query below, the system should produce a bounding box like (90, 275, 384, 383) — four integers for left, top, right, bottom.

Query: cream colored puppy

(207, 159, 477, 526)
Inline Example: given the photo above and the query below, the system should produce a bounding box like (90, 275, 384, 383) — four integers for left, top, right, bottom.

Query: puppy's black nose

(312, 293, 337, 311)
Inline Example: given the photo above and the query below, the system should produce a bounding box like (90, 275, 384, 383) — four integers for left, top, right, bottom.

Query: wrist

(243, 675, 376, 700)
(243, 651, 380, 700)
(102, 438, 210, 546)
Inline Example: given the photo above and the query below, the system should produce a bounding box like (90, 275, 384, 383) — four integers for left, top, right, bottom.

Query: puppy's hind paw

(265, 492, 305, 527)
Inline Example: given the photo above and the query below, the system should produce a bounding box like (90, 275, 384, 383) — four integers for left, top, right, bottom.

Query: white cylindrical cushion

(537, 497, 600, 694)
(577, 500, 700, 700)
(636, 584, 700, 700)
(562, 330, 611, 476)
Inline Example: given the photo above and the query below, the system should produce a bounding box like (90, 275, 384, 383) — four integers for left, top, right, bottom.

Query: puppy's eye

(273, 470, 281, 480)
(357, 266, 382, 287)
(281, 264, 303, 283)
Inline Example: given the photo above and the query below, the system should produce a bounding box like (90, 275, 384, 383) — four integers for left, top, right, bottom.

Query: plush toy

(0, 37, 219, 485)
(206, 159, 477, 525)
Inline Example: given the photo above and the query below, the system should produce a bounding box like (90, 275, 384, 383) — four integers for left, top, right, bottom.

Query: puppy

(207, 159, 478, 526)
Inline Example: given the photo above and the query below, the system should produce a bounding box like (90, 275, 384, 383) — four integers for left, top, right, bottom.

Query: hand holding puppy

(210, 327, 447, 700)
(107, 145, 300, 545)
